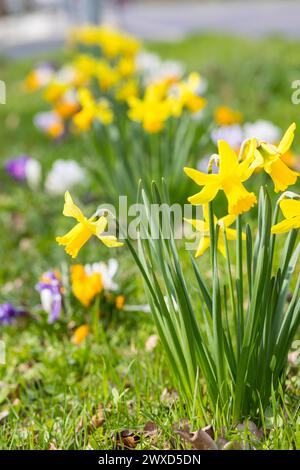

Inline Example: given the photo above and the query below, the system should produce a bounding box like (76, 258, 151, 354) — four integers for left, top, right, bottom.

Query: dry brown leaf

(176, 428, 218, 450)
(90, 403, 105, 429)
(114, 429, 140, 449)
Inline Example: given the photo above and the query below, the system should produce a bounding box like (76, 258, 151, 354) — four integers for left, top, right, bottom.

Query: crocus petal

(188, 183, 219, 205)
(277, 122, 296, 155)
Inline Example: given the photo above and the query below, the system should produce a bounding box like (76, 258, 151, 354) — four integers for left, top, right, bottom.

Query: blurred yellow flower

(73, 88, 113, 131)
(169, 72, 206, 116)
(71, 265, 103, 307)
(214, 106, 243, 125)
(115, 295, 125, 310)
(96, 61, 120, 91)
(185, 205, 245, 257)
(44, 82, 68, 103)
(115, 80, 138, 102)
(117, 57, 136, 77)
(184, 139, 257, 215)
(56, 191, 123, 258)
(128, 84, 171, 133)
(271, 198, 300, 234)
(251, 123, 299, 192)
(72, 324, 90, 344)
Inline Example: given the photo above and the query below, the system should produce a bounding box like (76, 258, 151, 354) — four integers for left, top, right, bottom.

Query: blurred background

(1, 0, 300, 58)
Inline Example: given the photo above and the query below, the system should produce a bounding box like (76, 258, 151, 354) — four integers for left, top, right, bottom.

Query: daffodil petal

(188, 184, 219, 205)
(271, 218, 299, 234)
(279, 199, 300, 219)
(184, 167, 218, 186)
(195, 237, 210, 257)
(63, 191, 85, 223)
(98, 236, 124, 247)
(277, 122, 296, 155)
(218, 140, 238, 176)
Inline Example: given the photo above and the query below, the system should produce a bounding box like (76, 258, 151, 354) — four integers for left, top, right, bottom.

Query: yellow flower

(169, 72, 206, 117)
(56, 191, 123, 258)
(250, 123, 299, 192)
(185, 205, 245, 257)
(271, 198, 300, 234)
(44, 82, 68, 103)
(71, 264, 103, 307)
(214, 106, 243, 125)
(73, 88, 113, 131)
(117, 57, 136, 78)
(96, 61, 120, 91)
(184, 140, 257, 215)
(115, 80, 138, 102)
(128, 84, 171, 133)
(72, 324, 90, 345)
(115, 295, 125, 310)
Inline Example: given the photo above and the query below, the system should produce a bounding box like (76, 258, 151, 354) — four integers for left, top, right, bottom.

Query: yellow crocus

(72, 324, 90, 345)
(56, 191, 123, 258)
(185, 205, 245, 257)
(214, 106, 243, 125)
(250, 123, 299, 192)
(271, 198, 300, 234)
(71, 265, 103, 307)
(73, 88, 113, 131)
(184, 139, 257, 215)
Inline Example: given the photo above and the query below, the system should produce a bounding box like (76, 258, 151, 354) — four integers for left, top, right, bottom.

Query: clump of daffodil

(115, 79, 138, 102)
(250, 123, 299, 192)
(184, 139, 257, 215)
(214, 105, 243, 125)
(56, 191, 123, 258)
(169, 72, 206, 116)
(73, 88, 113, 131)
(127, 83, 171, 133)
(271, 195, 300, 234)
(71, 264, 103, 307)
(185, 204, 245, 257)
(95, 60, 120, 91)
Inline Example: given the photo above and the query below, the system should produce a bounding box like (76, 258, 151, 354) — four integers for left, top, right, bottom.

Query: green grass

(0, 33, 299, 449)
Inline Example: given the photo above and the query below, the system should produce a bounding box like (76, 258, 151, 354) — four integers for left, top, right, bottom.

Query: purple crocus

(0, 303, 25, 325)
(36, 271, 63, 323)
(5, 155, 29, 181)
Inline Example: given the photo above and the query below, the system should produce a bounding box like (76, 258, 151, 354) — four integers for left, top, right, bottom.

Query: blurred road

(1, 1, 300, 58)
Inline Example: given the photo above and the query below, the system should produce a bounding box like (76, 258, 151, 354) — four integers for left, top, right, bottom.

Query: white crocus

(243, 120, 281, 144)
(25, 158, 41, 189)
(45, 160, 85, 195)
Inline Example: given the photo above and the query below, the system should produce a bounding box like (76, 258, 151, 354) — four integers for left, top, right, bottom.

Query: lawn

(0, 32, 299, 450)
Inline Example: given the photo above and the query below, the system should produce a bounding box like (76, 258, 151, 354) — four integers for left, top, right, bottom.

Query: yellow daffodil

(73, 88, 113, 131)
(72, 324, 90, 345)
(115, 79, 138, 102)
(71, 265, 103, 307)
(169, 72, 206, 116)
(128, 84, 171, 133)
(44, 82, 68, 103)
(271, 198, 300, 234)
(250, 123, 299, 192)
(96, 61, 120, 91)
(117, 57, 136, 77)
(56, 191, 123, 258)
(185, 205, 245, 257)
(214, 106, 243, 125)
(184, 140, 257, 215)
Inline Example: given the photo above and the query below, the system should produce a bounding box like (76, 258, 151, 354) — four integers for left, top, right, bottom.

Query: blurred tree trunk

(0, 0, 7, 16)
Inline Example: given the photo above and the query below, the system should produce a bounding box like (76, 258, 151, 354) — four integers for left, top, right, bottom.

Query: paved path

(1, 1, 300, 58)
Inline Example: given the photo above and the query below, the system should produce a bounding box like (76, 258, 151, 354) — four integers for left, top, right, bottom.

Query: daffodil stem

(223, 231, 237, 343)
(208, 201, 215, 270)
(236, 214, 244, 355)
